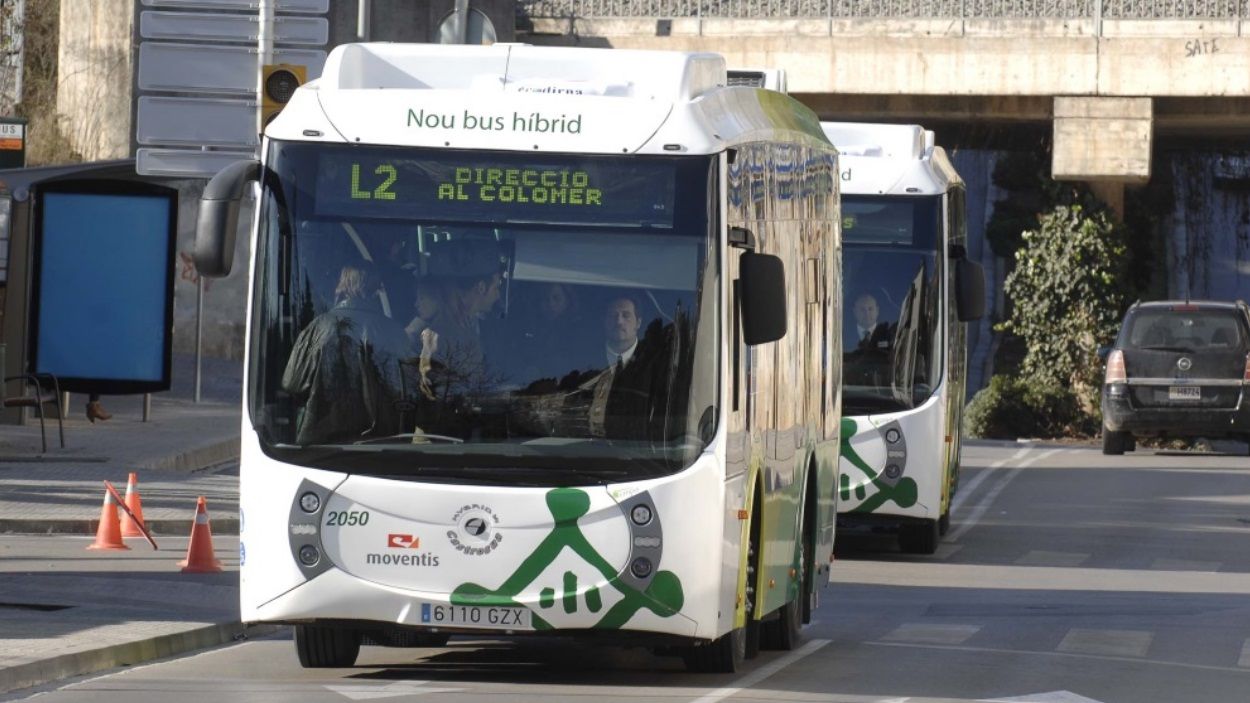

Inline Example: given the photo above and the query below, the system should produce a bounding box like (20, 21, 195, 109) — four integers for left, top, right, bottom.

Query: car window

(1124, 309, 1247, 351)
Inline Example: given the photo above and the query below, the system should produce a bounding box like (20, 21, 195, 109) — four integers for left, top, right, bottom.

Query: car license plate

(1168, 386, 1201, 401)
(419, 602, 532, 629)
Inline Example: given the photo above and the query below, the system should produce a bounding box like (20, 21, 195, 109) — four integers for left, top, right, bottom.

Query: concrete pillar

(1087, 180, 1126, 221)
(1052, 97, 1152, 184)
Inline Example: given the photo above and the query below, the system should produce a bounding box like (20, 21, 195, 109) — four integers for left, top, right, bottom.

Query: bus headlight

(299, 492, 321, 513)
(630, 557, 653, 579)
(298, 545, 320, 566)
(885, 428, 901, 444)
(630, 504, 653, 526)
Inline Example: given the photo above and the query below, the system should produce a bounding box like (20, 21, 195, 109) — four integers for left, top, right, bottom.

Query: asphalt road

(9, 441, 1250, 703)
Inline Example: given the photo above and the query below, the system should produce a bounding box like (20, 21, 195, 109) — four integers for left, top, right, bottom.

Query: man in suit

(587, 294, 665, 440)
(846, 292, 893, 385)
(852, 293, 892, 352)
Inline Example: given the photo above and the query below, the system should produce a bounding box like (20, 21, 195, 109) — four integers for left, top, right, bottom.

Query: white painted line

(985, 691, 1108, 702)
(1057, 629, 1152, 658)
(869, 639, 1250, 675)
(948, 449, 1061, 543)
(688, 638, 830, 703)
(1239, 638, 1250, 668)
(1149, 558, 1221, 573)
(950, 447, 1031, 513)
(880, 623, 980, 645)
(1015, 551, 1089, 568)
(327, 681, 463, 699)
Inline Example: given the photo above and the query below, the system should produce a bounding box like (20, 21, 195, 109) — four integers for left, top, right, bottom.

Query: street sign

(140, 0, 328, 12)
(137, 96, 259, 148)
(138, 42, 325, 95)
(0, 119, 25, 170)
(140, 11, 328, 45)
(136, 148, 256, 179)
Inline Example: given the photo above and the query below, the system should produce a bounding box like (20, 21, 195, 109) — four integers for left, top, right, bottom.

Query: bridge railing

(518, 1, 1250, 20)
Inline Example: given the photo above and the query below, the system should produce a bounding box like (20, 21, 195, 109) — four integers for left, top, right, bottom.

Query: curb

(0, 622, 283, 696)
(139, 437, 241, 473)
(0, 518, 240, 536)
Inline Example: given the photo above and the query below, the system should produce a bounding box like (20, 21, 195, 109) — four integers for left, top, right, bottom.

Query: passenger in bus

(281, 264, 412, 444)
(506, 282, 593, 385)
(410, 240, 509, 435)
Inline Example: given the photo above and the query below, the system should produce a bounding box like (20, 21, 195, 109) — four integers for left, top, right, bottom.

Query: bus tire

(294, 624, 362, 668)
(898, 519, 939, 555)
(763, 490, 811, 650)
(683, 627, 747, 673)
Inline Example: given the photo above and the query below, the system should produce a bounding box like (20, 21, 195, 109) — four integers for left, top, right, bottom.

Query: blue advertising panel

(30, 180, 177, 394)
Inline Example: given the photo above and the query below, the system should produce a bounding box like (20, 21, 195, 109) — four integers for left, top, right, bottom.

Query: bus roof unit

(269, 43, 830, 156)
(820, 121, 961, 196)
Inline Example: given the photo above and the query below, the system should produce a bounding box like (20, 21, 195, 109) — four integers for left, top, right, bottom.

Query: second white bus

(821, 122, 984, 554)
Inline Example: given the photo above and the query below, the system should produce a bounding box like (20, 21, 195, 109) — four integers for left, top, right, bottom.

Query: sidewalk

(0, 362, 259, 697)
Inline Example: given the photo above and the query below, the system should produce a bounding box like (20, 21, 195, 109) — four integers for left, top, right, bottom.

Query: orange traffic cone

(87, 487, 130, 551)
(120, 472, 147, 538)
(179, 496, 222, 573)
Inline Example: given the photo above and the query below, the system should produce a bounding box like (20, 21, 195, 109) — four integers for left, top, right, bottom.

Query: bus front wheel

(294, 624, 362, 668)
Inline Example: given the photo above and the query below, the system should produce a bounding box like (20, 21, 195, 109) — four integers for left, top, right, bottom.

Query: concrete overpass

(518, 0, 1250, 208)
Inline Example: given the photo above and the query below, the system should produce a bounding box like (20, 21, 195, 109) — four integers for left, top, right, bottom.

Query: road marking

(948, 449, 1061, 543)
(326, 681, 463, 700)
(868, 639, 1250, 675)
(1057, 629, 1152, 658)
(950, 447, 1031, 513)
(881, 623, 980, 645)
(1015, 551, 1089, 567)
(688, 638, 829, 703)
(1149, 558, 1221, 572)
(1239, 639, 1250, 668)
(985, 692, 1107, 702)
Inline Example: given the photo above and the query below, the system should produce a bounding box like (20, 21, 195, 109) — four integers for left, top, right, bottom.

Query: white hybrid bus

(196, 43, 843, 673)
(820, 122, 984, 554)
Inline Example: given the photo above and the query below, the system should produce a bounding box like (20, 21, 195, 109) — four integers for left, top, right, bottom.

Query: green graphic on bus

(450, 488, 684, 630)
(839, 417, 918, 512)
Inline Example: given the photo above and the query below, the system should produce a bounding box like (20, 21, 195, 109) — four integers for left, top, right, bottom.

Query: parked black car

(1100, 300, 1250, 455)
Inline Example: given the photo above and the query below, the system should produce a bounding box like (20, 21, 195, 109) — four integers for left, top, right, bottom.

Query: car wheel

(1102, 429, 1128, 455)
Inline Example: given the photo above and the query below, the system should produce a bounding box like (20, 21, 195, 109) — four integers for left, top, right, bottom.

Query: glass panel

(250, 142, 718, 483)
(1125, 309, 1248, 352)
(842, 195, 942, 414)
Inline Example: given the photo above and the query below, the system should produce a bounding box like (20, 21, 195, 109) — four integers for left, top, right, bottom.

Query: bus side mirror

(954, 256, 985, 322)
(195, 159, 260, 278)
(739, 252, 787, 345)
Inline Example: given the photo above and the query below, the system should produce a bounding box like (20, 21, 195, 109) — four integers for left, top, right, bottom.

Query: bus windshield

(841, 195, 943, 415)
(249, 142, 720, 483)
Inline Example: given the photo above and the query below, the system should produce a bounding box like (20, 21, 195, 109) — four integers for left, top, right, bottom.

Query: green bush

(997, 203, 1132, 413)
(964, 375, 1088, 439)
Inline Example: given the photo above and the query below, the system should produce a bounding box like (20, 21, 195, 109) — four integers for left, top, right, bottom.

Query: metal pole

(195, 277, 203, 403)
(357, 0, 371, 41)
(256, 0, 274, 147)
(8, 0, 24, 107)
(454, 0, 469, 44)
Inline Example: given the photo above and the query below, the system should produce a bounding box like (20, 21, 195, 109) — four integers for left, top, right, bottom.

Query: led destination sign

(314, 150, 677, 227)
